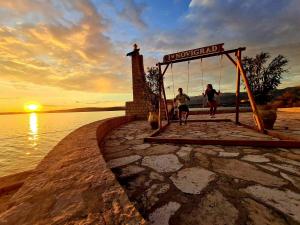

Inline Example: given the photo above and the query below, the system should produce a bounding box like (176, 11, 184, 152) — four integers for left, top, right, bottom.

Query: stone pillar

(125, 44, 149, 119)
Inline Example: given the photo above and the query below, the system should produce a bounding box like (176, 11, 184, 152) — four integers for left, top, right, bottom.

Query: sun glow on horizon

(27, 112, 39, 154)
(24, 103, 42, 112)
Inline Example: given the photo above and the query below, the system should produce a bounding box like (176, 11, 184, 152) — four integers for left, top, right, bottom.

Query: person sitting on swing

(203, 84, 220, 118)
(175, 88, 190, 125)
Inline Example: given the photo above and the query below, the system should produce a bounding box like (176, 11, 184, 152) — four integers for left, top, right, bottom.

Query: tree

(242, 52, 288, 104)
(145, 67, 161, 111)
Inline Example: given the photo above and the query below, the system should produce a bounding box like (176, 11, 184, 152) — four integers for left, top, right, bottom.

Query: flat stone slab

(128, 175, 148, 189)
(107, 155, 141, 168)
(132, 143, 151, 150)
(212, 158, 287, 187)
(258, 165, 279, 173)
(243, 198, 289, 225)
(280, 172, 300, 189)
(242, 155, 270, 163)
(265, 153, 300, 167)
(194, 153, 210, 168)
(218, 152, 240, 157)
(149, 172, 164, 181)
(142, 144, 179, 156)
(194, 147, 217, 156)
(176, 146, 193, 161)
(242, 148, 261, 154)
(268, 163, 300, 176)
(243, 185, 300, 223)
(119, 165, 146, 178)
(291, 149, 300, 155)
(142, 154, 183, 173)
(142, 183, 170, 209)
(176, 190, 238, 225)
(204, 145, 225, 152)
(170, 167, 215, 194)
(149, 201, 181, 225)
(278, 151, 300, 161)
(124, 135, 135, 140)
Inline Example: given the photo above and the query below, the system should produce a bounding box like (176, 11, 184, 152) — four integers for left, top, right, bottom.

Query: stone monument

(125, 44, 149, 119)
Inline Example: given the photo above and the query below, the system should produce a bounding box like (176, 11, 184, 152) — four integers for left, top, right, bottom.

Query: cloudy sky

(0, 0, 299, 112)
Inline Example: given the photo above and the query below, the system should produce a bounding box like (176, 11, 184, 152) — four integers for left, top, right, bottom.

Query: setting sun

(24, 103, 41, 112)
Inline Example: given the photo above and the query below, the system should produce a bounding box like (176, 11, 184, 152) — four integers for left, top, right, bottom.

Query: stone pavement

(102, 112, 300, 225)
(159, 120, 276, 140)
(217, 112, 300, 139)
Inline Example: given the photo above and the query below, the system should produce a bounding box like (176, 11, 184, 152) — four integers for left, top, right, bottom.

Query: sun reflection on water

(28, 113, 39, 153)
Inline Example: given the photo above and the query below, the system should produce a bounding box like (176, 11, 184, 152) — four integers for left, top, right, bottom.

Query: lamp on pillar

(126, 43, 140, 57)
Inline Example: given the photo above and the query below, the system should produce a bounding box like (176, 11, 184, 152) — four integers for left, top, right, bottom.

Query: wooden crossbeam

(225, 53, 237, 66)
(159, 47, 246, 65)
(170, 119, 232, 123)
(265, 129, 300, 141)
(144, 137, 300, 148)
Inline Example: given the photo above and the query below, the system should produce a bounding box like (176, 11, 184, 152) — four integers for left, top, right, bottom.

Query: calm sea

(0, 111, 124, 177)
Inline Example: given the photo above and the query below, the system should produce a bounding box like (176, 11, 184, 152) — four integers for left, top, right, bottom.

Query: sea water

(0, 111, 124, 177)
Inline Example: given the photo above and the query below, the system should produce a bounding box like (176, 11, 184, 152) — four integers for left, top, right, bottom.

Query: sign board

(163, 43, 224, 63)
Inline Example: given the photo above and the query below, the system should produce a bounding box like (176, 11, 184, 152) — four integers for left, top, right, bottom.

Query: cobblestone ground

(210, 112, 300, 138)
(102, 112, 300, 225)
(159, 120, 277, 140)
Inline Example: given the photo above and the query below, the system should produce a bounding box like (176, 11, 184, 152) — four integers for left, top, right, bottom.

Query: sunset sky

(0, 0, 300, 112)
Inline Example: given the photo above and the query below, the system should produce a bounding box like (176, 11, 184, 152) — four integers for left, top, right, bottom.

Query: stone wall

(0, 116, 146, 225)
(126, 101, 149, 119)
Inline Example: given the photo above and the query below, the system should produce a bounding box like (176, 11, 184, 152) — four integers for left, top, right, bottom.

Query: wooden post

(158, 64, 162, 129)
(161, 78, 169, 124)
(236, 59, 264, 132)
(161, 63, 170, 76)
(235, 50, 241, 124)
(158, 63, 170, 124)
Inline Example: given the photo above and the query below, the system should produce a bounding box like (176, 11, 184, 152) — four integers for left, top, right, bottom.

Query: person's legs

(213, 105, 217, 115)
(212, 100, 217, 116)
(182, 111, 186, 123)
(178, 106, 182, 125)
(184, 106, 189, 124)
(185, 111, 189, 124)
(208, 102, 213, 116)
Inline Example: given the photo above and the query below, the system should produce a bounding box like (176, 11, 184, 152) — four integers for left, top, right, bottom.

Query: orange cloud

(0, 0, 132, 94)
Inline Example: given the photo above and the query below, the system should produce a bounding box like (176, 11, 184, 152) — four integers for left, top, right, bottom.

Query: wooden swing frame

(144, 43, 300, 148)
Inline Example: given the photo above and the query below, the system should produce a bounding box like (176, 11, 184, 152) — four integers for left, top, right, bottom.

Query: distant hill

(43, 106, 125, 113)
(187, 86, 300, 108)
(1, 86, 298, 115)
(271, 86, 300, 108)
(0, 106, 125, 115)
(188, 92, 249, 107)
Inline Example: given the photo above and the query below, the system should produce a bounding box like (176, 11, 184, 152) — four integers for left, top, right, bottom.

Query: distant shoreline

(0, 106, 125, 115)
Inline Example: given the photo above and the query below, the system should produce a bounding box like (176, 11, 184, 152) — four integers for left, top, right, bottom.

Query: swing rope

(170, 63, 175, 98)
(216, 55, 224, 106)
(200, 58, 206, 108)
(200, 58, 204, 94)
(218, 55, 223, 92)
(187, 61, 190, 94)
